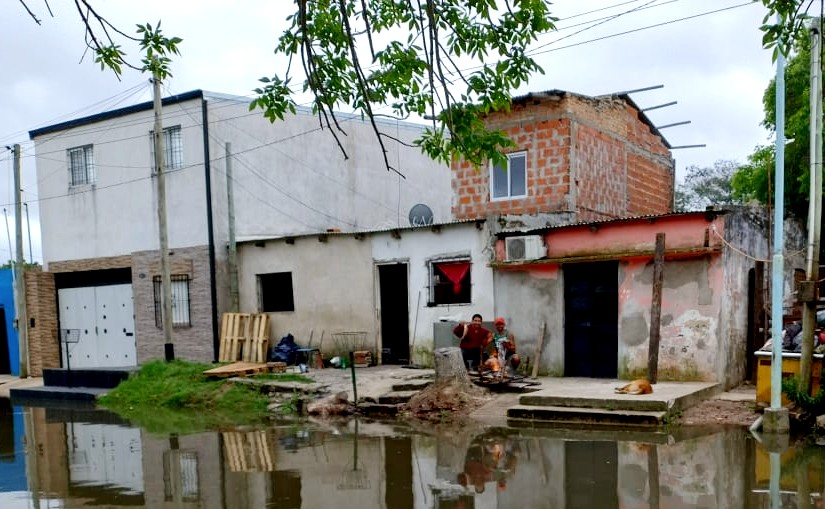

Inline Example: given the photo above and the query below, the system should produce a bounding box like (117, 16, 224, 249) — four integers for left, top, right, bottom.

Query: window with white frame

(153, 274, 192, 327)
(429, 258, 471, 305)
(150, 125, 183, 171)
(67, 145, 95, 186)
(490, 152, 527, 200)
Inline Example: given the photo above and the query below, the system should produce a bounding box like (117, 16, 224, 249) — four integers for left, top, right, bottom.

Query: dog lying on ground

(614, 379, 653, 395)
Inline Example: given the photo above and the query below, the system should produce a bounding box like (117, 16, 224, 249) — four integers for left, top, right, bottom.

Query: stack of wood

(218, 313, 271, 363)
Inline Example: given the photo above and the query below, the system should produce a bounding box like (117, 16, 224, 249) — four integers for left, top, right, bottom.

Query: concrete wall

(237, 222, 493, 363)
(490, 210, 804, 386)
(34, 99, 209, 265)
(206, 95, 451, 241)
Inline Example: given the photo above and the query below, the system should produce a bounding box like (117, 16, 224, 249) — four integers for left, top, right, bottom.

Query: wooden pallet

(203, 361, 270, 378)
(219, 313, 271, 363)
(223, 430, 275, 472)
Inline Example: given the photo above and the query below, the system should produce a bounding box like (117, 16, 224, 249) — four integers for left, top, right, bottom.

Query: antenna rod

(669, 144, 707, 150)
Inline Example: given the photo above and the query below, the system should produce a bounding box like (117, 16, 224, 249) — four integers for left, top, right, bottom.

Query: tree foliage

(730, 26, 818, 219)
(19, 1, 182, 80)
(249, 0, 557, 172)
(674, 160, 744, 212)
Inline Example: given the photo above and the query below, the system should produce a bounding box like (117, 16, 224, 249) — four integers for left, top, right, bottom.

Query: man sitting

(491, 317, 520, 373)
(453, 313, 492, 370)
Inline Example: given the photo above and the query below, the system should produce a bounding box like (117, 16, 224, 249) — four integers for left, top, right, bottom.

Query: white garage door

(58, 284, 136, 369)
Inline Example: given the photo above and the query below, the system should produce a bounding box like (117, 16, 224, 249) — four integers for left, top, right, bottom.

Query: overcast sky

(0, 0, 796, 263)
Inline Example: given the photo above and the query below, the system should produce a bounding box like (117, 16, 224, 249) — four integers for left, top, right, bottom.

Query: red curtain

(437, 262, 470, 294)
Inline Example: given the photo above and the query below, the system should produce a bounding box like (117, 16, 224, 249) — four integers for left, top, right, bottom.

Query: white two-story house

(28, 90, 450, 371)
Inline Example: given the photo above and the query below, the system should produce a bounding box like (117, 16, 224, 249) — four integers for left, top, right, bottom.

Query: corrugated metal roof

(498, 209, 729, 237)
(236, 218, 485, 244)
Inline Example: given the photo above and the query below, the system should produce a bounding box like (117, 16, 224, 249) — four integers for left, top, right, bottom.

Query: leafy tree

(249, 0, 557, 171)
(18, 1, 182, 80)
(674, 160, 744, 212)
(730, 26, 818, 219)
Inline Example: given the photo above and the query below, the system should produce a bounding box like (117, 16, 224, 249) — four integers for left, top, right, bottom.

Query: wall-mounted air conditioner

(505, 235, 545, 262)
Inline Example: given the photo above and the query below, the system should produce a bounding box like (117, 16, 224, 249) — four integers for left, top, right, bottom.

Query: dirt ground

(675, 399, 761, 427)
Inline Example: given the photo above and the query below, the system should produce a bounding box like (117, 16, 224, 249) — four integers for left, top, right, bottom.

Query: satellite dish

(408, 203, 434, 226)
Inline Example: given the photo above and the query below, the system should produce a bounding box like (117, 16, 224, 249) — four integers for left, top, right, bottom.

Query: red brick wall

(450, 93, 674, 221)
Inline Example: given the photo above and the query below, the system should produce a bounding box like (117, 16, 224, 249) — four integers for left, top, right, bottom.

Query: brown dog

(614, 379, 653, 395)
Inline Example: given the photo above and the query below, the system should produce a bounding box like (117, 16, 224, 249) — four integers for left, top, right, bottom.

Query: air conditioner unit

(505, 235, 545, 262)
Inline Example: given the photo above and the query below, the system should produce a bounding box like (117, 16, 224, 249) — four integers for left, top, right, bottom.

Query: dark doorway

(0, 308, 9, 375)
(564, 261, 619, 378)
(379, 263, 410, 364)
(565, 441, 618, 509)
(746, 263, 766, 382)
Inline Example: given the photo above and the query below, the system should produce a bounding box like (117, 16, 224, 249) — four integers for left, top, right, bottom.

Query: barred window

(150, 125, 183, 171)
(153, 274, 191, 327)
(67, 145, 95, 186)
(429, 259, 471, 305)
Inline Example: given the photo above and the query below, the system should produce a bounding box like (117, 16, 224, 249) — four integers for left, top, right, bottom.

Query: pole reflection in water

(14, 405, 825, 509)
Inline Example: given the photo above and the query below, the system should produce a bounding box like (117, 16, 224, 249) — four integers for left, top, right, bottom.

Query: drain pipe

(201, 98, 220, 362)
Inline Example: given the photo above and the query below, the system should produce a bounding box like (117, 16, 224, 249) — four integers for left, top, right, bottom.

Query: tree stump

(434, 347, 472, 387)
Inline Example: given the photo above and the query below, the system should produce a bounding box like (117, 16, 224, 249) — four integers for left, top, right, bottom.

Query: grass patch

(99, 360, 272, 435)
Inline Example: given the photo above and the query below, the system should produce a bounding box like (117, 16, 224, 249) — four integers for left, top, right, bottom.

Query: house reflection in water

(12, 407, 825, 508)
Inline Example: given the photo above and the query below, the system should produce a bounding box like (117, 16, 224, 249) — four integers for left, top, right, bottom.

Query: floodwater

(0, 400, 821, 509)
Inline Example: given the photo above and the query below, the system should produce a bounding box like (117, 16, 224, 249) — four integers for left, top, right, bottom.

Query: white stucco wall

(33, 98, 209, 264)
(33, 91, 451, 267)
(204, 94, 451, 243)
(236, 222, 492, 363)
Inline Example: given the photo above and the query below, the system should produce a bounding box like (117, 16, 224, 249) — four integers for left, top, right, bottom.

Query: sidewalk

(0, 374, 44, 399)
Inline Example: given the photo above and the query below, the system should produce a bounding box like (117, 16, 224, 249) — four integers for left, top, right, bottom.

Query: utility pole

(152, 72, 174, 361)
(12, 144, 28, 378)
(800, 17, 823, 393)
(24, 203, 33, 265)
(226, 143, 239, 312)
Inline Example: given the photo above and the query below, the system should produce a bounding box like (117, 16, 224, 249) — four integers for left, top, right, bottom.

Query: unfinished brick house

(451, 90, 675, 225)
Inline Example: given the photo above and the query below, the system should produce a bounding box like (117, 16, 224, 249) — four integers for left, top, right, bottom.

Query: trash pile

(760, 310, 825, 353)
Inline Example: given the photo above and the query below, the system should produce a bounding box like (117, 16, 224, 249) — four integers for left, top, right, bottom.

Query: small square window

(67, 145, 95, 186)
(259, 272, 295, 312)
(490, 152, 527, 200)
(150, 125, 183, 171)
(153, 274, 192, 327)
(429, 259, 471, 305)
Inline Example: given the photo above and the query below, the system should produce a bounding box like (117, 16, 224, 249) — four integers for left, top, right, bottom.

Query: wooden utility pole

(12, 144, 28, 378)
(800, 17, 823, 392)
(152, 72, 174, 361)
(226, 143, 239, 312)
(648, 233, 666, 383)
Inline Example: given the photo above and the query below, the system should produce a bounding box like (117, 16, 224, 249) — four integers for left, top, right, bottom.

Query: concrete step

(391, 380, 431, 392)
(519, 393, 668, 412)
(357, 402, 400, 417)
(507, 404, 667, 427)
(43, 367, 136, 389)
(377, 390, 419, 405)
(11, 385, 109, 405)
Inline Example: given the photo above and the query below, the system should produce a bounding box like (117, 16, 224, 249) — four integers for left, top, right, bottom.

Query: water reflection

(4, 402, 825, 508)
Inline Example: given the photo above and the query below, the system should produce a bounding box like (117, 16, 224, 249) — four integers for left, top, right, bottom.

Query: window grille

(153, 274, 192, 327)
(429, 259, 472, 305)
(150, 125, 183, 171)
(67, 145, 95, 186)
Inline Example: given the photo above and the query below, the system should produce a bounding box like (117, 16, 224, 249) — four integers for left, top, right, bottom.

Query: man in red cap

(491, 317, 520, 372)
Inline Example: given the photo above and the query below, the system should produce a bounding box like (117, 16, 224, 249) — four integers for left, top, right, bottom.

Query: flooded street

(0, 399, 821, 508)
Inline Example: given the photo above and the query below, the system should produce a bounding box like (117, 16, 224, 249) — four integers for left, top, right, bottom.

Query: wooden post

(531, 321, 547, 378)
(648, 233, 665, 384)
